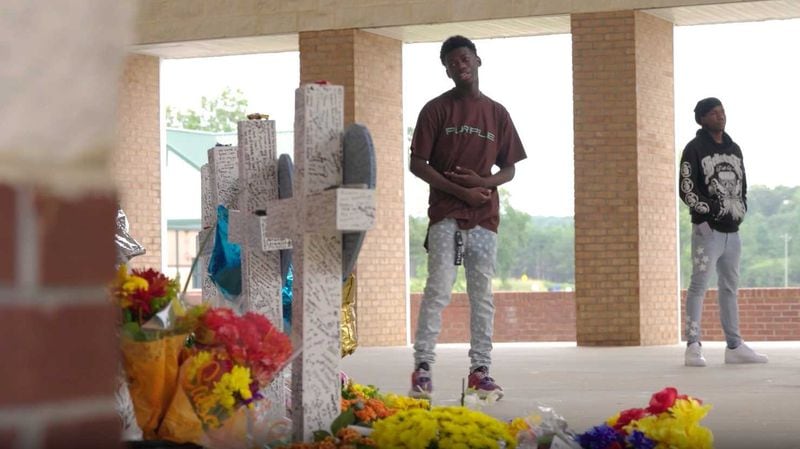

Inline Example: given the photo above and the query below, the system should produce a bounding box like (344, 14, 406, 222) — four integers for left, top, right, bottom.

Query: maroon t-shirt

(410, 89, 527, 232)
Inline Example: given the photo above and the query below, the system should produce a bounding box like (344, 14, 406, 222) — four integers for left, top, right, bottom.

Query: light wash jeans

(685, 222, 743, 348)
(413, 218, 497, 372)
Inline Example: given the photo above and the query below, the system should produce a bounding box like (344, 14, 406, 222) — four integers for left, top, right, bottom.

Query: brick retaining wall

(410, 288, 800, 343)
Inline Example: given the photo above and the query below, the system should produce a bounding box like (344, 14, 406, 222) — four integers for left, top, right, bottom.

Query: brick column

(572, 11, 677, 346)
(300, 29, 406, 346)
(0, 1, 129, 445)
(113, 54, 162, 270)
(0, 188, 120, 449)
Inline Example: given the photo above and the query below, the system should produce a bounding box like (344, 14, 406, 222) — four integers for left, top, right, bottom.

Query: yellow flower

(508, 417, 531, 437)
(372, 406, 515, 449)
(212, 365, 253, 411)
(122, 275, 148, 293)
(383, 393, 431, 411)
(671, 398, 711, 425)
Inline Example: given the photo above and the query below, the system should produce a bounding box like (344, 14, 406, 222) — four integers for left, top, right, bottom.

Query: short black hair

(440, 35, 477, 65)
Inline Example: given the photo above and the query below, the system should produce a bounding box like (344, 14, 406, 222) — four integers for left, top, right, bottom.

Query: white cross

(232, 84, 375, 441)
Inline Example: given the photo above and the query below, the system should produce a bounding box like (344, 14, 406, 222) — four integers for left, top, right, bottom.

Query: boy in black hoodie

(679, 97, 768, 367)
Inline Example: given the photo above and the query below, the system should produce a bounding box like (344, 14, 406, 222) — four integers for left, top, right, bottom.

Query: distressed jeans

(685, 223, 743, 348)
(413, 218, 497, 371)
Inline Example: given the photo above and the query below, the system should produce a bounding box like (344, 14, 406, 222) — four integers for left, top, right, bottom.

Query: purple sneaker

(409, 362, 433, 398)
(467, 366, 503, 400)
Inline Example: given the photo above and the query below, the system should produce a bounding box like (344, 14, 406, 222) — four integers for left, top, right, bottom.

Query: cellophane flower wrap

(576, 387, 713, 449)
(112, 265, 190, 439)
(371, 405, 517, 449)
(163, 306, 292, 447)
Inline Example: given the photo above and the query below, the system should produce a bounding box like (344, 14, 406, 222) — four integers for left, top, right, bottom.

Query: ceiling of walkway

(132, 0, 800, 58)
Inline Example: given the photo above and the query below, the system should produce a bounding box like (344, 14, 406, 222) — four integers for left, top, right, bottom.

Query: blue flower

(626, 430, 656, 449)
(577, 424, 624, 449)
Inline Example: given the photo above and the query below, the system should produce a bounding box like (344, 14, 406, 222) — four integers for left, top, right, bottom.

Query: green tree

(166, 87, 248, 132)
(496, 188, 533, 283)
(408, 215, 428, 279)
(679, 185, 800, 288)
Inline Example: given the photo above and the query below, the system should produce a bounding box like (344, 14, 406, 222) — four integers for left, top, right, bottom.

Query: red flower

(132, 268, 170, 298)
(194, 308, 293, 387)
(647, 387, 678, 414)
(614, 408, 648, 430)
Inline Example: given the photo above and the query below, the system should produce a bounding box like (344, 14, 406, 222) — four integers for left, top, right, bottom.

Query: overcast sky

(162, 18, 800, 218)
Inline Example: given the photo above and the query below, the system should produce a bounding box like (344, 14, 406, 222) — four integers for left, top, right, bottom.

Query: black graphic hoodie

(679, 129, 747, 233)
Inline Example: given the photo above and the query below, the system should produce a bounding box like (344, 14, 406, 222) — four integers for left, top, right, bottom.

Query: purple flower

(626, 430, 656, 449)
(577, 424, 624, 449)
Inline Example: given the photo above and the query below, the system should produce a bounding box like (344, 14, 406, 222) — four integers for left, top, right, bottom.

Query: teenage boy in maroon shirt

(409, 35, 527, 399)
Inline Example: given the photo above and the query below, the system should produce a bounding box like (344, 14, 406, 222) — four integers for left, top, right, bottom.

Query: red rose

(614, 408, 648, 430)
(647, 387, 678, 414)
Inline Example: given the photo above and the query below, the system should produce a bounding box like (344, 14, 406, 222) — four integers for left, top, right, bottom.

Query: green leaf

(312, 430, 331, 442)
(330, 408, 355, 435)
(121, 322, 145, 341)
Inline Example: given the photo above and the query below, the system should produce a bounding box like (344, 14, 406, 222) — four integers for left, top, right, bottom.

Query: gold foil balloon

(340, 273, 358, 357)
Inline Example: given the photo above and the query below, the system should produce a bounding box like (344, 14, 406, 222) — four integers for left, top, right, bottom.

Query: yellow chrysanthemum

(383, 393, 431, 411)
(348, 381, 379, 399)
(372, 406, 515, 449)
(212, 365, 253, 411)
(671, 398, 711, 425)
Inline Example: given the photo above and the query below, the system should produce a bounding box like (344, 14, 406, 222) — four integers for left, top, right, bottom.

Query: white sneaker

(685, 342, 706, 367)
(725, 343, 768, 364)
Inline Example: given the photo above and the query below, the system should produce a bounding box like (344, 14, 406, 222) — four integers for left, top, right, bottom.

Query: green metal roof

(167, 218, 202, 230)
(166, 128, 235, 170)
(167, 127, 295, 171)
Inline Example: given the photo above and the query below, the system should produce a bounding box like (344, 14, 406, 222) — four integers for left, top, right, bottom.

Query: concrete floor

(341, 341, 800, 449)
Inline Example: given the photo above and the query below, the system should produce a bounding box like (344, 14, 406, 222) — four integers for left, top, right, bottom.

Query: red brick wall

(680, 288, 800, 341)
(0, 186, 121, 449)
(411, 292, 577, 343)
(411, 289, 800, 343)
(113, 54, 162, 270)
(300, 30, 406, 346)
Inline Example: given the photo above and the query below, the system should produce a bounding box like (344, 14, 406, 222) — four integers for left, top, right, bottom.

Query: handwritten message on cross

(204, 83, 375, 441)
(261, 84, 375, 440)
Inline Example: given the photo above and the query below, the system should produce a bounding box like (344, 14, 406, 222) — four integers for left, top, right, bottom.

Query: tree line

(409, 185, 800, 291)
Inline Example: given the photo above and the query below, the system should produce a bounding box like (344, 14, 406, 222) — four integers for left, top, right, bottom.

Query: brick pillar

(113, 54, 162, 270)
(572, 11, 677, 346)
(0, 188, 120, 449)
(300, 29, 406, 346)
(0, 1, 129, 445)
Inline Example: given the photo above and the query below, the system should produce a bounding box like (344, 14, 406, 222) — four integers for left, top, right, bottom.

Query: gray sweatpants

(413, 218, 497, 372)
(685, 222, 743, 348)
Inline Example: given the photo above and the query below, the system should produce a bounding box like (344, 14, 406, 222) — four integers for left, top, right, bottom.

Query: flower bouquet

(113, 265, 190, 439)
(329, 380, 430, 430)
(507, 388, 712, 449)
(160, 307, 294, 448)
(575, 387, 713, 449)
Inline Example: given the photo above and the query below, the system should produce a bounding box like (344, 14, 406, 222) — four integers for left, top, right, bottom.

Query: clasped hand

(445, 166, 491, 207)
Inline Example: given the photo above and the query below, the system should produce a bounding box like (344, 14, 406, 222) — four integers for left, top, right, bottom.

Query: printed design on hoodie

(680, 162, 710, 215)
(701, 153, 746, 221)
